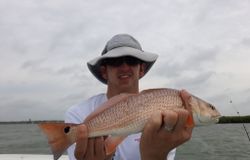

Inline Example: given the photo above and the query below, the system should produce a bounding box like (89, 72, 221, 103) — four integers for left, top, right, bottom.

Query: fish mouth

(195, 114, 221, 125)
(213, 115, 221, 123)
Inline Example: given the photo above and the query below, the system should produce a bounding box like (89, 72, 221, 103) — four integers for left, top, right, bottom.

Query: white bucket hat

(87, 34, 158, 84)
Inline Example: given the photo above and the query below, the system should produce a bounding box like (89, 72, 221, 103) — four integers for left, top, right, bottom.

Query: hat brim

(87, 46, 158, 84)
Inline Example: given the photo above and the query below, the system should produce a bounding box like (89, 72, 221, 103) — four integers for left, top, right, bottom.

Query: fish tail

(38, 122, 78, 160)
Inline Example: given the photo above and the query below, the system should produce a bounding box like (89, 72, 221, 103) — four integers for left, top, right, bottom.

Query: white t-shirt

(65, 93, 176, 160)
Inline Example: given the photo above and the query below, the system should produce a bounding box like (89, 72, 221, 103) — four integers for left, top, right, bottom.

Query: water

(0, 123, 50, 154)
(175, 124, 250, 160)
(0, 123, 249, 159)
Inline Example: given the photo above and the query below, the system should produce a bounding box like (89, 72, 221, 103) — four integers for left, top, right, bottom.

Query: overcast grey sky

(1, 0, 250, 121)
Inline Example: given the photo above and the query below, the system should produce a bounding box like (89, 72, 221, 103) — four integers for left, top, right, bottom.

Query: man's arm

(140, 90, 194, 160)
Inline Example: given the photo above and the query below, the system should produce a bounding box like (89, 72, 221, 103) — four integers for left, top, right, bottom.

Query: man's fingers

(143, 111, 162, 136)
(174, 109, 189, 129)
(74, 124, 88, 160)
(180, 89, 192, 112)
(94, 137, 105, 157)
(177, 110, 193, 140)
(180, 90, 194, 128)
(162, 110, 178, 132)
(85, 138, 94, 159)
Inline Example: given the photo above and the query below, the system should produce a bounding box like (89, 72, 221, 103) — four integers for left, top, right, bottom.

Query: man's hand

(74, 125, 113, 160)
(140, 90, 194, 160)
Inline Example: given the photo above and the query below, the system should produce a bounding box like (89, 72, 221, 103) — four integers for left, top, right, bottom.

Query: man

(65, 34, 193, 160)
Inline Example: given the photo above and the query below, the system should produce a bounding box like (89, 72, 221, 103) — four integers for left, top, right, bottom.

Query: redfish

(38, 88, 221, 160)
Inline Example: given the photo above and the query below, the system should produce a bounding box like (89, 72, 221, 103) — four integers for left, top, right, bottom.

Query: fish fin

(186, 114, 195, 128)
(140, 88, 179, 94)
(38, 122, 78, 160)
(84, 93, 136, 123)
(140, 88, 165, 93)
(104, 136, 127, 155)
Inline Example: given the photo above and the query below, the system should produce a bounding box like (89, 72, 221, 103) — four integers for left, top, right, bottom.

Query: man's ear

(100, 66, 108, 80)
(139, 63, 146, 78)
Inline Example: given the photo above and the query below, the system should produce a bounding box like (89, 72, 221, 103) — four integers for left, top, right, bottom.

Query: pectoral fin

(104, 136, 127, 155)
(186, 114, 194, 128)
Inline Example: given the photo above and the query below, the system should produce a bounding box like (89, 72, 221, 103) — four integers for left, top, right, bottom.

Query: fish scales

(86, 89, 184, 137)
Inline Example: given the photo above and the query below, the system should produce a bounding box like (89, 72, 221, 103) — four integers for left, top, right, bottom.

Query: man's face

(101, 56, 145, 91)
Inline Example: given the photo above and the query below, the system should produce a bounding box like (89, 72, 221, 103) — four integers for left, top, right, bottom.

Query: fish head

(190, 96, 221, 126)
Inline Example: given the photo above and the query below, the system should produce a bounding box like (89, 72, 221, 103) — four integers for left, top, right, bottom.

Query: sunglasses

(102, 56, 142, 67)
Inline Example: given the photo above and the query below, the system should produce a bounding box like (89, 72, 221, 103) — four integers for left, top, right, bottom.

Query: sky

(0, 0, 250, 121)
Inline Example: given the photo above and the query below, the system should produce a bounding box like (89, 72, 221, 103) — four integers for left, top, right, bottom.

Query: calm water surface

(0, 123, 249, 160)
(176, 124, 250, 160)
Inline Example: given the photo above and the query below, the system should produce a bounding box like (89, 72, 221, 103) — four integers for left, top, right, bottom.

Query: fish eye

(64, 126, 71, 134)
(209, 104, 215, 110)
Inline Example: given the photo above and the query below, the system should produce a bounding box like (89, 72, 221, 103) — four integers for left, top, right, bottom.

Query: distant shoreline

(0, 120, 63, 124)
(1, 115, 250, 124)
(218, 115, 250, 123)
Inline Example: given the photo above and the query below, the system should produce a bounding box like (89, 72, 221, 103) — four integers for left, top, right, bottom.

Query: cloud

(1, 0, 250, 121)
(150, 45, 219, 88)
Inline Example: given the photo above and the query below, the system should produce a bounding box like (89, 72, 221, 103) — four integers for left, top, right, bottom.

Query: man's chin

(118, 83, 133, 91)
(118, 78, 131, 85)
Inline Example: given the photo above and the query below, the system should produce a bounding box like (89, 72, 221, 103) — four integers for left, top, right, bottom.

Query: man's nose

(119, 62, 130, 70)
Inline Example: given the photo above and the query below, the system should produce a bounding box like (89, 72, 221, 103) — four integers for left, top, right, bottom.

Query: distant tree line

(219, 116, 250, 123)
(1, 116, 250, 124)
(0, 120, 64, 124)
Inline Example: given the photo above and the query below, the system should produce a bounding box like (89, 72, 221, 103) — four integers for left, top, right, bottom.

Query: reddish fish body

(39, 88, 220, 160)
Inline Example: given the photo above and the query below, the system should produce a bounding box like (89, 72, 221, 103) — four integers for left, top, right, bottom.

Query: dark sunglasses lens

(111, 59, 123, 66)
(103, 57, 141, 66)
(125, 57, 140, 65)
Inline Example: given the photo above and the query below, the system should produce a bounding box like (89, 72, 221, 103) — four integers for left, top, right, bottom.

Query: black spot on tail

(64, 126, 70, 134)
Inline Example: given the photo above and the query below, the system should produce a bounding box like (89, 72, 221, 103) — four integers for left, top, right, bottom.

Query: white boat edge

(0, 154, 68, 160)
